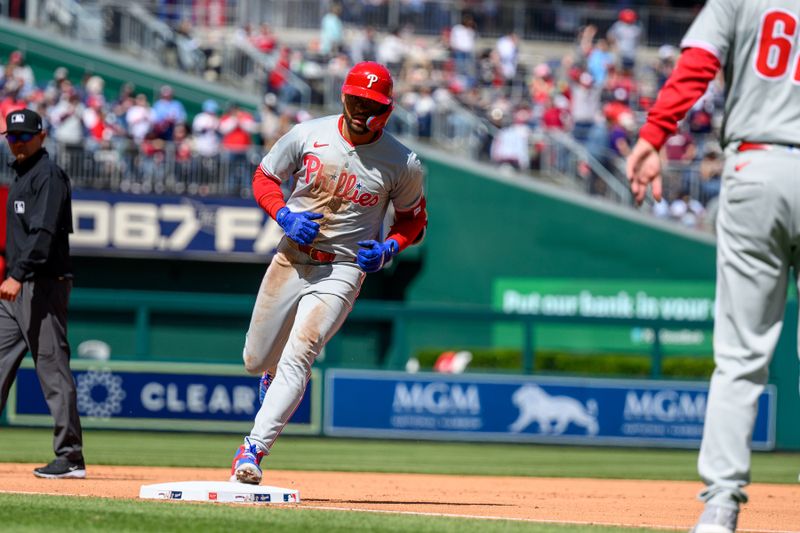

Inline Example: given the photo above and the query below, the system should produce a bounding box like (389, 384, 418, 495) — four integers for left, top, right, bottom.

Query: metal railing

(28, 0, 697, 47)
(220, 38, 312, 108)
(115, 3, 206, 74)
(37, 0, 104, 44)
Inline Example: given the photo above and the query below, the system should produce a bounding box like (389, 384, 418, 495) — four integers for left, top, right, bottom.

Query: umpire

(0, 109, 85, 479)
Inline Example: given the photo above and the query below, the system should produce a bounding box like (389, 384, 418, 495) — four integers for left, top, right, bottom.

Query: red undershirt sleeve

(252, 166, 286, 220)
(639, 47, 721, 150)
(387, 197, 427, 252)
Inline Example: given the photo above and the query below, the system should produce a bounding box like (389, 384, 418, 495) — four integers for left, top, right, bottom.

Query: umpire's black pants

(0, 278, 83, 462)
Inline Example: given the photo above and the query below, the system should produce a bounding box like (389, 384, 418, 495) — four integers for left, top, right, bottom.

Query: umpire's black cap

(5, 109, 43, 134)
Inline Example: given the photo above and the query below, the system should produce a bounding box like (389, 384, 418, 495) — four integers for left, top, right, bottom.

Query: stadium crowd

(0, 3, 722, 230)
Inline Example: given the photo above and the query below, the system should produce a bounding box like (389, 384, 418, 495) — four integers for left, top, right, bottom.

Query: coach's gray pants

(0, 278, 83, 462)
(698, 147, 800, 509)
(242, 240, 364, 454)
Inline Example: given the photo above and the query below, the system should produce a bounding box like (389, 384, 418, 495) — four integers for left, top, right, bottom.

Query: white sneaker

(690, 504, 738, 533)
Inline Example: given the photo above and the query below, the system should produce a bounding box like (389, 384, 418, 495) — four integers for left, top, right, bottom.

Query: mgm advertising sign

(493, 278, 716, 354)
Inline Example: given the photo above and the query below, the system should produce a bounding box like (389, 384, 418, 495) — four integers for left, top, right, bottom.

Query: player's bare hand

(626, 138, 663, 205)
(0, 277, 22, 301)
(276, 207, 323, 246)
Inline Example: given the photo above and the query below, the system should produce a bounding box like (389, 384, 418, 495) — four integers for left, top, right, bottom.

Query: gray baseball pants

(0, 278, 83, 462)
(698, 146, 800, 509)
(242, 240, 364, 454)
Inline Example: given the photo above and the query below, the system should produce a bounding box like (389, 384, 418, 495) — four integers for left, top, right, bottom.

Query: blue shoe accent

(259, 371, 274, 404)
(230, 437, 265, 484)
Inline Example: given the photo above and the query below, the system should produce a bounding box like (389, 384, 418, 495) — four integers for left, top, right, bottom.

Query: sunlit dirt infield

(1, 464, 798, 531)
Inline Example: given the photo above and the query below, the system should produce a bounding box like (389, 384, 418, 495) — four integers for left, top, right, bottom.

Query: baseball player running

(627, 1, 800, 531)
(230, 62, 427, 484)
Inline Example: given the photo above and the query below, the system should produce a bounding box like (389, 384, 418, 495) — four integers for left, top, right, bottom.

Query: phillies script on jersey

(303, 154, 380, 207)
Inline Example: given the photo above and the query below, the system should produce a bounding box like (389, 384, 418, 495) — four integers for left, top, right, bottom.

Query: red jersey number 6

(754, 9, 799, 80)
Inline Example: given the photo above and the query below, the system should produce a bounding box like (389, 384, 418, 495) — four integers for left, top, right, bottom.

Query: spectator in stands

(570, 71, 602, 144)
(257, 93, 282, 150)
(2, 51, 35, 97)
(174, 19, 204, 73)
(541, 94, 571, 132)
(190, 98, 222, 194)
(607, 9, 641, 69)
(669, 188, 705, 229)
(495, 31, 519, 89)
(491, 109, 532, 172)
(608, 111, 634, 161)
(697, 148, 723, 206)
(219, 102, 256, 196)
(450, 12, 478, 86)
(251, 23, 277, 54)
(82, 96, 108, 152)
(138, 129, 167, 193)
(529, 63, 555, 109)
(152, 85, 187, 141)
(400, 85, 436, 138)
(377, 27, 406, 78)
(193, 98, 221, 154)
(662, 124, 697, 198)
(585, 116, 611, 195)
(46, 67, 70, 100)
(171, 122, 194, 189)
(603, 88, 633, 127)
(351, 26, 378, 64)
(49, 89, 86, 167)
(320, 2, 345, 57)
(125, 93, 155, 144)
(0, 80, 27, 132)
(655, 45, 677, 89)
(587, 38, 614, 87)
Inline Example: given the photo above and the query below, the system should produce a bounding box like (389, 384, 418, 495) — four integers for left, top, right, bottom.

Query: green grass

(3, 427, 800, 483)
(0, 493, 667, 533)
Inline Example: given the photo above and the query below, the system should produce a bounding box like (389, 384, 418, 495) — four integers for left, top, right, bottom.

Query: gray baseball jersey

(678, 0, 800, 516)
(236, 114, 425, 467)
(682, 0, 800, 146)
(260, 115, 424, 257)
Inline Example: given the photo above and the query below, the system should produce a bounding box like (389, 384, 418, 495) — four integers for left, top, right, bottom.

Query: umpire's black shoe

(33, 457, 86, 479)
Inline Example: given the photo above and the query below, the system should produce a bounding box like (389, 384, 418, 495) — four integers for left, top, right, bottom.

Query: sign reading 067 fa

(7, 360, 320, 434)
(324, 370, 776, 450)
(69, 190, 283, 261)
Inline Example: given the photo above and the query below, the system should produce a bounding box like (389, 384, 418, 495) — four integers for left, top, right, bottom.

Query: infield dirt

(2, 463, 798, 531)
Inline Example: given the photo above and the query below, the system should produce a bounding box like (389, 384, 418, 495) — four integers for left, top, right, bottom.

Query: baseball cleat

(259, 371, 274, 405)
(690, 504, 738, 533)
(230, 437, 265, 485)
(33, 457, 86, 479)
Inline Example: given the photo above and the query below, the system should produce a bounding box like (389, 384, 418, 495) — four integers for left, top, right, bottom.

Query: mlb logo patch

(14, 201, 24, 214)
(10, 113, 24, 124)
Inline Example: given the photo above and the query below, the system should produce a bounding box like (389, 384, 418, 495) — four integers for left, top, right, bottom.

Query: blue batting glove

(276, 207, 323, 245)
(356, 239, 399, 273)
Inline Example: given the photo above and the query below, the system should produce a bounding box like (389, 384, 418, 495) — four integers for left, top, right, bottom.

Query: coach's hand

(276, 207, 323, 245)
(626, 138, 663, 205)
(356, 239, 399, 273)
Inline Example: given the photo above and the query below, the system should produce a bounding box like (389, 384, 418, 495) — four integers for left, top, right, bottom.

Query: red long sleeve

(252, 166, 286, 219)
(639, 47, 721, 150)
(387, 197, 427, 252)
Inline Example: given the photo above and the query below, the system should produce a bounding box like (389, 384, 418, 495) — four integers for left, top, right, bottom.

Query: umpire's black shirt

(6, 148, 73, 281)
